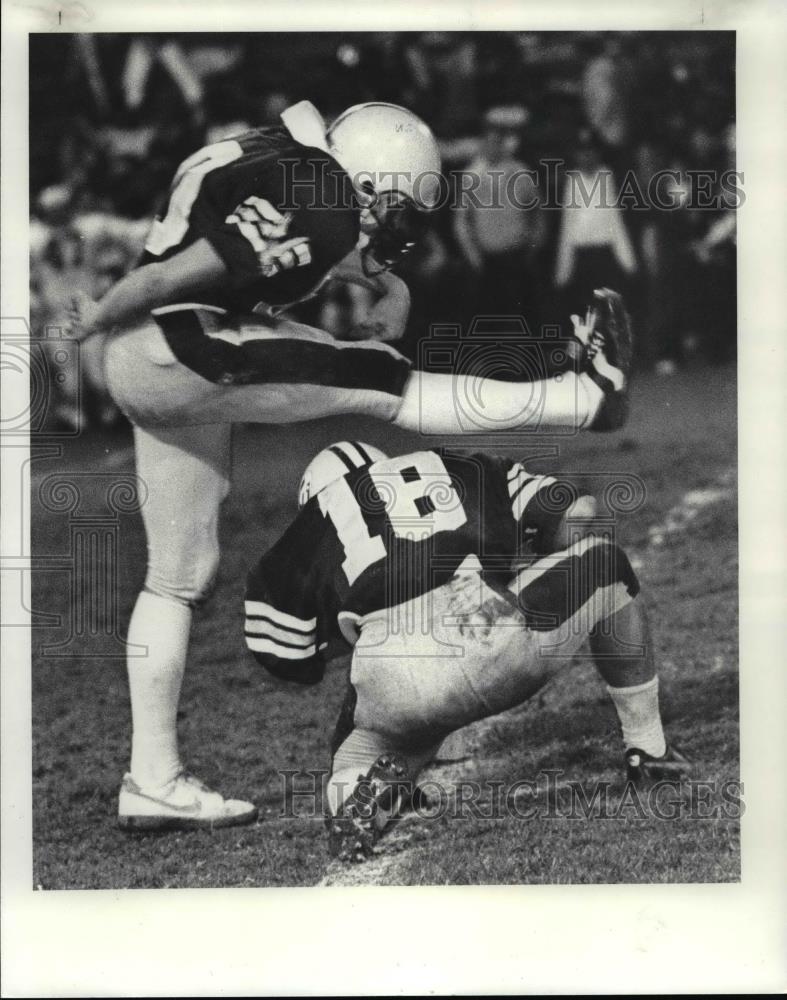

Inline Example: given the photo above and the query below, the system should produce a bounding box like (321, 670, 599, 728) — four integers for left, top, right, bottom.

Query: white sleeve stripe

(245, 636, 317, 659)
(508, 471, 536, 502)
(512, 476, 556, 520)
(293, 242, 311, 265)
(507, 463, 525, 481)
(244, 619, 315, 646)
(507, 471, 532, 497)
(508, 534, 606, 595)
(244, 600, 316, 631)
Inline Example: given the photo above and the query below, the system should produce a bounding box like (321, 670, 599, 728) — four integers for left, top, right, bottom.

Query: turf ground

(31, 363, 738, 888)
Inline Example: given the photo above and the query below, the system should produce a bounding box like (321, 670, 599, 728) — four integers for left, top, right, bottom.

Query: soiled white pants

(329, 544, 635, 810)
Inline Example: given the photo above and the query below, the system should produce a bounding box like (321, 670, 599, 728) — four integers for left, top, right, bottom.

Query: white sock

(394, 370, 603, 435)
(127, 590, 191, 789)
(328, 727, 387, 814)
(578, 372, 604, 423)
(606, 677, 667, 757)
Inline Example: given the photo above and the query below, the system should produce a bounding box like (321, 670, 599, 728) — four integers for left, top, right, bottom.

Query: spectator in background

(552, 129, 638, 316)
(637, 125, 735, 373)
(689, 209, 736, 365)
(404, 33, 480, 138)
(32, 187, 146, 429)
(453, 105, 547, 330)
(35, 228, 93, 430)
(636, 144, 693, 373)
(581, 34, 634, 185)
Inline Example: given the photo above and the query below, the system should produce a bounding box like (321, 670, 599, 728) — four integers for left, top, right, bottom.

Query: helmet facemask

(358, 188, 431, 276)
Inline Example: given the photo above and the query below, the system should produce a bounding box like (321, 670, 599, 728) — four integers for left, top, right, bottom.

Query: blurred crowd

(30, 31, 737, 430)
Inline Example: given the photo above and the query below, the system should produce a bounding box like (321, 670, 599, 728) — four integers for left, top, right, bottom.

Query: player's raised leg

(393, 288, 632, 435)
(118, 422, 257, 830)
(104, 290, 632, 438)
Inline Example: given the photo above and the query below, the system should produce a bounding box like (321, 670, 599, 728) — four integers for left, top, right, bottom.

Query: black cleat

(583, 288, 633, 432)
(625, 744, 693, 786)
(328, 753, 413, 863)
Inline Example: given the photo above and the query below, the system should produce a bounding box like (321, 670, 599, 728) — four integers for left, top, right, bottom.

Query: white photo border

(2, 0, 785, 995)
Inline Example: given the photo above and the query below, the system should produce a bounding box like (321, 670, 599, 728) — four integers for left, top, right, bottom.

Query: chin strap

(280, 100, 330, 152)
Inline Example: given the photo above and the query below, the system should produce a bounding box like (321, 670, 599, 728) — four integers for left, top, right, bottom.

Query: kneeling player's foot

(118, 771, 258, 832)
(625, 745, 693, 786)
(327, 753, 412, 863)
(581, 288, 633, 432)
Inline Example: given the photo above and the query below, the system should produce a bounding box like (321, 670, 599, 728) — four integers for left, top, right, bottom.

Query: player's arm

(346, 270, 411, 343)
(243, 515, 327, 686)
(81, 239, 228, 336)
(329, 249, 411, 343)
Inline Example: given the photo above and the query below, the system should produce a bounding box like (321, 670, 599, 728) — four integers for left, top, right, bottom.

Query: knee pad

(547, 493, 598, 551)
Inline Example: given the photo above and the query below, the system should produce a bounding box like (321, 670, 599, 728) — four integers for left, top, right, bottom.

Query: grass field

(31, 363, 739, 888)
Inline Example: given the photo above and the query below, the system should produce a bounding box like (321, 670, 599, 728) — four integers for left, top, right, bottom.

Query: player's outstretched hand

(346, 271, 411, 343)
(66, 290, 101, 342)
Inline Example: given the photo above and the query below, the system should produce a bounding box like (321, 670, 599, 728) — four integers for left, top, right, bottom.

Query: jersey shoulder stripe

(506, 463, 558, 521)
(511, 475, 557, 521)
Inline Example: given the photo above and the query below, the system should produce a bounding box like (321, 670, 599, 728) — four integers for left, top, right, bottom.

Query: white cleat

(118, 770, 258, 832)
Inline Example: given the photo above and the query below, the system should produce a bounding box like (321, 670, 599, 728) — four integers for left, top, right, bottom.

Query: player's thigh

(133, 422, 231, 601)
(105, 314, 407, 426)
(104, 320, 226, 427)
(200, 314, 408, 423)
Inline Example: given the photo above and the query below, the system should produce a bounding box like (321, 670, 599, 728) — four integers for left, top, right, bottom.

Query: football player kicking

(71, 99, 630, 831)
(244, 442, 691, 861)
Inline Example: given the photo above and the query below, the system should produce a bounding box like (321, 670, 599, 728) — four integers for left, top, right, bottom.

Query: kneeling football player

(244, 442, 691, 861)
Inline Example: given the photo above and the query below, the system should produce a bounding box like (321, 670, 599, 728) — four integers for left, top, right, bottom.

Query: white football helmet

(298, 441, 388, 508)
(326, 102, 443, 273)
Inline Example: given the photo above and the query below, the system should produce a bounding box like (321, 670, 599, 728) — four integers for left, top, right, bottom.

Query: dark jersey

(244, 450, 589, 685)
(141, 125, 361, 313)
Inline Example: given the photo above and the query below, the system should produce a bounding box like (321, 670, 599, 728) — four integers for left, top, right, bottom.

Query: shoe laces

(175, 769, 212, 794)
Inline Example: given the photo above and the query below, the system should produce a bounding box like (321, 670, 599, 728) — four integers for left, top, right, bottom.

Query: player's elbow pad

(251, 650, 326, 686)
